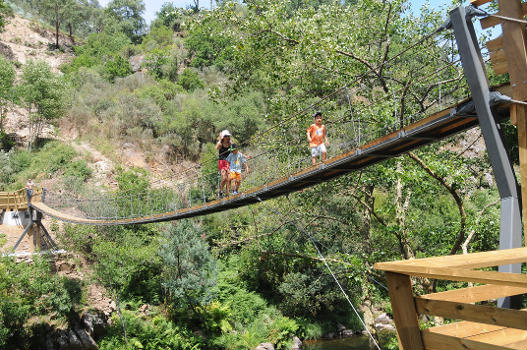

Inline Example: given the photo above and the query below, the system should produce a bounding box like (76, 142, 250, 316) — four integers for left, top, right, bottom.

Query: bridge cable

(257, 196, 381, 350)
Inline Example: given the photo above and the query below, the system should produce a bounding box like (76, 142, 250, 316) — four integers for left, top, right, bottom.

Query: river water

(303, 336, 376, 350)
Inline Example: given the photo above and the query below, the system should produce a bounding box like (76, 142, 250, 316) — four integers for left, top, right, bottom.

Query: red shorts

(218, 159, 230, 172)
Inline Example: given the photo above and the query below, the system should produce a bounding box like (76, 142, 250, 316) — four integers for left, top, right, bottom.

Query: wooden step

(423, 321, 527, 350)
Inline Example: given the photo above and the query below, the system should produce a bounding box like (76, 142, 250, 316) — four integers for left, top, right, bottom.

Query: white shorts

(311, 144, 327, 157)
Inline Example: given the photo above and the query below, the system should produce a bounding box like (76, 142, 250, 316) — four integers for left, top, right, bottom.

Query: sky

(98, 0, 467, 26)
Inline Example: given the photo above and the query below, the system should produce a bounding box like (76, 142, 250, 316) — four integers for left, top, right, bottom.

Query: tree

(18, 60, 67, 151)
(0, 56, 15, 132)
(92, 236, 151, 343)
(159, 220, 217, 315)
(36, 0, 74, 48)
(0, 256, 80, 348)
(104, 0, 146, 43)
(0, 0, 13, 32)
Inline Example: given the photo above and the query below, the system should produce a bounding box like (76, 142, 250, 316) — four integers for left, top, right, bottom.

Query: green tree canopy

(104, 0, 146, 43)
(18, 60, 68, 150)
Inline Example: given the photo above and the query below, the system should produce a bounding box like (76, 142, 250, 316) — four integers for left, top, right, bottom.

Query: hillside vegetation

(0, 0, 521, 349)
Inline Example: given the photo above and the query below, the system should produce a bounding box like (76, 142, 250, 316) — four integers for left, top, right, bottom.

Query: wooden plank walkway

(28, 86, 513, 225)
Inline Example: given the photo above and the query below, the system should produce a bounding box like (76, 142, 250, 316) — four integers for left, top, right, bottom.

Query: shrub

(160, 220, 218, 313)
(0, 130, 13, 151)
(104, 55, 132, 82)
(178, 68, 204, 92)
(99, 311, 203, 350)
(64, 159, 92, 181)
(0, 256, 81, 348)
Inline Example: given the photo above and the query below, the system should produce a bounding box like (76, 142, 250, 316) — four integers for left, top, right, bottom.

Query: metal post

(450, 6, 522, 308)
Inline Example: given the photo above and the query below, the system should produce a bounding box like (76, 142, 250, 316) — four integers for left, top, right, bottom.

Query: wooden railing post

(497, 0, 527, 239)
(385, 272, 424, 350)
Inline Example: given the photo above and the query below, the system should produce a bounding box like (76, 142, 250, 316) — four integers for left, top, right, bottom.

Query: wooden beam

(517, 105, 527, 239)
(480, 2, 527, 29)
(498, 0, 527, 239)
(471, 0, 494, 6)
(466, 327, 527, 349)
(385, 272, 425, 350)
(481, 15, 502, 29)
(415, 298, 527, 330)
(486, 36, 504, 52)
(489, 48, 509, 75)
(374, 247, 527, 270)
(420, 284, 527, 303)
(422, 331, 522, 350)
(376, 265, 527, 287)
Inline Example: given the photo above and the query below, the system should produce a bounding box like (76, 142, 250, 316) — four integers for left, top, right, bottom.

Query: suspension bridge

(1, 1, 526, 349)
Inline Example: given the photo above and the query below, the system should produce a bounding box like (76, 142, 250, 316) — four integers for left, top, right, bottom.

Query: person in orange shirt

(306, 111, 328, 165)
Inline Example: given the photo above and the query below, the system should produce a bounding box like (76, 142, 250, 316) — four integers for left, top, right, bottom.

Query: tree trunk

(55, 6, 59, 49)
(115, 294, 128, 343)
(360, 185, 375, 256)
(68, 23, 73, 42)
(394, 163, 415, 260)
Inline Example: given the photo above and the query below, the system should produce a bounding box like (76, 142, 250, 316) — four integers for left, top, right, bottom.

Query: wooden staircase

(374, 248, 527, 350)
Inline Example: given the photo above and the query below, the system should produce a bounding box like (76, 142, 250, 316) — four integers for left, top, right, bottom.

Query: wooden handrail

(0, 188, 42, 211)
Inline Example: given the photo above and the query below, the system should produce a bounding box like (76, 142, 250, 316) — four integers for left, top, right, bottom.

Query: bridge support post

(450, 6, 522, 308)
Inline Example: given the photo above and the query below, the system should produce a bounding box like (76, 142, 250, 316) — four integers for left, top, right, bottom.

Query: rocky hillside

(0, 14, 73, 145)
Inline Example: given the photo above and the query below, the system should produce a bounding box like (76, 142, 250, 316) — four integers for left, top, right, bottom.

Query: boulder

(374, 313, 391, 325)
(292, 336, 302, 350)
(129, 55, 145, 72)
(341, 329, 355, 337)
(0, 42, 15, 60)
(81, 311, 108, 340)
(375, 323, 396, 332)
(255, 343, 275, 350)
(43, 323, 98, 350)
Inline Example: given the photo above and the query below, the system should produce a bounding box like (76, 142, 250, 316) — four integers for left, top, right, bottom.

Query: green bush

(64, 159, 93, 181)
(0, 130, 14, 150)
(0, 256, 81, 348)
(178, 68, 204, 92)
(99, 310, 203, 350)
(62, 31, 131, 74)
(104, 55, 132, 82)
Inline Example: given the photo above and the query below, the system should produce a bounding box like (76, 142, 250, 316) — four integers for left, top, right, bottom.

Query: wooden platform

(374, 248, 527, 350)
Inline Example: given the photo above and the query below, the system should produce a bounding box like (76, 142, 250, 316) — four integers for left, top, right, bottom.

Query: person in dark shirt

(216, 130, 232, 197)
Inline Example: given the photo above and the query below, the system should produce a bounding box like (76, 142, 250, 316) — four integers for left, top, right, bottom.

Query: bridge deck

(29, 85, 512, 225)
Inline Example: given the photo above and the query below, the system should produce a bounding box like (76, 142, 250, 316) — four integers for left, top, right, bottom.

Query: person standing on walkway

(225, 144, 249, 196)
(26, 178, 35, 197)
(216, 130, 232, 197)
(306, 111, 328, 165)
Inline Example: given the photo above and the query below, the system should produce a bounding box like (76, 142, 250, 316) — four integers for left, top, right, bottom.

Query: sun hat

(221, 130, 231, 139)
(229, 144, 238, 151)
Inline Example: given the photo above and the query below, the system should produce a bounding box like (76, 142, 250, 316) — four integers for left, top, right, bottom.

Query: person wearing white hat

(216, 130, 232, 197)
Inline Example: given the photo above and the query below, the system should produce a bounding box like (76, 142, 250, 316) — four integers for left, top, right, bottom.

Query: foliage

(0, 0, 12, 32)
(160, 220, 217, 313)
(178, 68, 204, 92)
(104, 0, 146, 43)
(104, 54, 132, 82)
(0, 256, 81, 348)
(17, 60, 68, 150)
(62, 31, 131, 75)
(99, 310, 203, 350)
(0, 56, 15, 132)
(0, 141, 86, 190)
